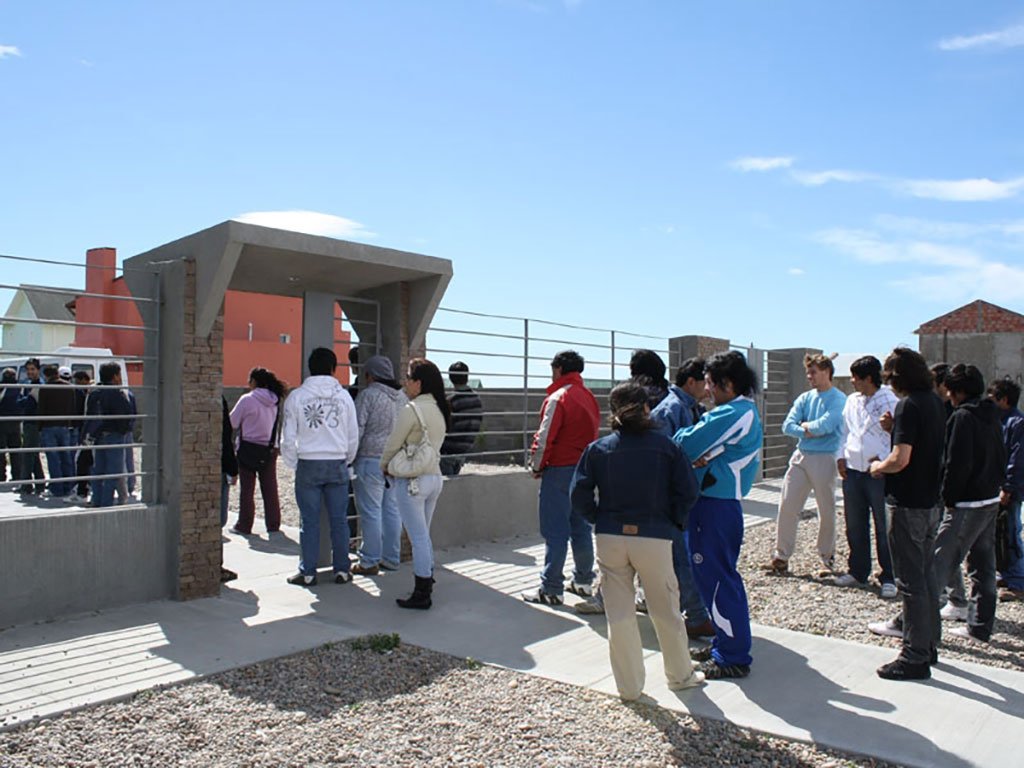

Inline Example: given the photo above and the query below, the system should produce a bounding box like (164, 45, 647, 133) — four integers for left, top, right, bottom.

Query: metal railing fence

(424, 307, 685, 468)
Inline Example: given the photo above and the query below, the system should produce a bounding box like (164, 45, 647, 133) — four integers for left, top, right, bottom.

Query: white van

(0, 346, 129, 384)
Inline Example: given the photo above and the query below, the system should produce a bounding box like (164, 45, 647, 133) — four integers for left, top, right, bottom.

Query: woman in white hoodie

(381, 358, 449, 609)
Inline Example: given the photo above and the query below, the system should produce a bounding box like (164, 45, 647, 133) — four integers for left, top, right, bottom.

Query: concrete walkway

(1, 502, 1021, 767)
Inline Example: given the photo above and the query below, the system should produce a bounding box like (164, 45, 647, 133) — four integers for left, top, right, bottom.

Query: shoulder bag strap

(407, 400, 430, 444)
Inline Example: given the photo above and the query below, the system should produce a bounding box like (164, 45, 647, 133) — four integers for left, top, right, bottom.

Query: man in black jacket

(440, 362, 483, 476)
(931, 364, 1007, 643)
(0, 367, 21, 486)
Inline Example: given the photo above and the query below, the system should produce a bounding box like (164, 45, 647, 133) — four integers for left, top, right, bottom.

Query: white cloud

(0, 45, 21, 60)
(732, 154, 1024, 203)
(730, 156, 794, 172)
(787, 267, 805, 276)
(873, 214, 1024, 241)
(790, 169, 875, 187)
(895, 176, 1024, 202)
(938, 24, 1024, 52)
(233, 210, 376, 240)
(816, 226, 1024, 304)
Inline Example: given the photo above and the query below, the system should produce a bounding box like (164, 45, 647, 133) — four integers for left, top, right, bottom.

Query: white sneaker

(868, 619, 903, 638)
(940, 603, 968, 622)
(880, 583, 898, 600)
(948, 626, 984, 642)
(833, 573, 866, 588)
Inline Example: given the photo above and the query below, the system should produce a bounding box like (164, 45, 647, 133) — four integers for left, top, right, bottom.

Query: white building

(1, 286, 78, 355)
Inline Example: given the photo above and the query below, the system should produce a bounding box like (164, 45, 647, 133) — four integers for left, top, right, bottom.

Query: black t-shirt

(886, 390, 947, 508)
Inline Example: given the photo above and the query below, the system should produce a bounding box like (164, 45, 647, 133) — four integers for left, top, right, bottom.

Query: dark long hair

(609, 382, 652, 434)
(883, 348, 932, 394)
(408, 358, 451, 429)
(249, 367, 287, 400)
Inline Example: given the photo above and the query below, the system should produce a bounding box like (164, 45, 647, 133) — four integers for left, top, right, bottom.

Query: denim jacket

(571, 429, 699, 540)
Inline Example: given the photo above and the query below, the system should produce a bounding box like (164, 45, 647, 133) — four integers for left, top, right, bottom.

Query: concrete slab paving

(0, 509, 1021, 768)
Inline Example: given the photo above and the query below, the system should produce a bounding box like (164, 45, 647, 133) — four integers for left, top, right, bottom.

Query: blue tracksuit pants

(689, 496, 753, 667)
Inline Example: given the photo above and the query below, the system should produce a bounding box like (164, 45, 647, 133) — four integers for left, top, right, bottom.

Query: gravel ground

(1, 639, 898, 768)
(740, 511, 1024, 671)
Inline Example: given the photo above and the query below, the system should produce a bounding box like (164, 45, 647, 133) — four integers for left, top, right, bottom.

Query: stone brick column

(176, 259, 224, 600)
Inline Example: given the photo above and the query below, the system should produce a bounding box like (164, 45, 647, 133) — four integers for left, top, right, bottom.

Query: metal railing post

(522, 318, 530, 467)
(610, 330, 616, 385)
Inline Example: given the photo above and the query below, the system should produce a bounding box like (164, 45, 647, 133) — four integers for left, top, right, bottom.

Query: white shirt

(840, 386, 899, 473)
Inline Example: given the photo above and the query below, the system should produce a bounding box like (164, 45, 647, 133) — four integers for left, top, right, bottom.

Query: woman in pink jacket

(230, 367, 287, 535)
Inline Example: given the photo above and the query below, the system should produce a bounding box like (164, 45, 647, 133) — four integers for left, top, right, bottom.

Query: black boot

(396, 575, 433, 610)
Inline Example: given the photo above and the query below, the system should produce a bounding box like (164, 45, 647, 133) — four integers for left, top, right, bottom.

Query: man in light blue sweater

(767, 353, 847, 576)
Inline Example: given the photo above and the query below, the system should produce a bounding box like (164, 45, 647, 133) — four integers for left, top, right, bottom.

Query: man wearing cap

(440, 361, 483, 476)
(37, 364, 77, 499)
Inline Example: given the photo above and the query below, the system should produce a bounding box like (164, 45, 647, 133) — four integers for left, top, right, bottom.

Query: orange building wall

(73, 248, 351, 387)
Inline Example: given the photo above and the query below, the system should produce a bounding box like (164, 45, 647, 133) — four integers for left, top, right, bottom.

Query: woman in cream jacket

(381, 358, 449, 609)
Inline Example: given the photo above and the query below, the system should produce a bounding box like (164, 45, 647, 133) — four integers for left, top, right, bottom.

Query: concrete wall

(0, 506, 172, 629)
(920, 332, 1024, 386)
(430, 470, 540, 549)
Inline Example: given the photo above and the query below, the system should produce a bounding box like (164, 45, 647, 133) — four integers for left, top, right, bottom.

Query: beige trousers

(596, 533, 696, 700)
(773, 450, 837, 563)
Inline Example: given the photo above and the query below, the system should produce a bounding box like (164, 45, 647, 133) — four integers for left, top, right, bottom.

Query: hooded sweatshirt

(941, 397, 1007, 508)
(230, 387, 280, 446)
(279, 375, 359, 469)
(355, 382, 407, 458)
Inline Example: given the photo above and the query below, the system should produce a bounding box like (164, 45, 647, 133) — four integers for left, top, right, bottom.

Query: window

(280, 333, 291, 344)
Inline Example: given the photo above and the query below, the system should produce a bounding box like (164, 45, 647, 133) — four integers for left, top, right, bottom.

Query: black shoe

(396, 575, 433, 610)
(287, 572, 318, 587)
(689, 645, 714, 662)
(877, 659, 930, 681)
(930, 648, 938, 666)
(699, 660, 750, 680)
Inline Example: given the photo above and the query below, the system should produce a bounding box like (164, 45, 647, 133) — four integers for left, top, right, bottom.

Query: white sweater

(279, 375, 359, 469)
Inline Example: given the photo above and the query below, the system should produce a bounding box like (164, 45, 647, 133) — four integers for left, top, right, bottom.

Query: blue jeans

(353, 457, 402, 568)
(1000, 499, 1024, 590)
(93, 432, 127, 507)
(672, 528, 710, 625)
(40, 426, 74, 497)
(539, 465, 595, 595)
(123, 432, 136, 494)
(295, 459, 350, 577)
(689, 496, 752, 667)
(395, 474, 444, 578)
(842, 469, 894, 583)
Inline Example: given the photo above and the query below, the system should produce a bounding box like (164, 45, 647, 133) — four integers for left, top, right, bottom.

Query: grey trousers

(932, 504, 999, 641)
(889, 503, 942, 666)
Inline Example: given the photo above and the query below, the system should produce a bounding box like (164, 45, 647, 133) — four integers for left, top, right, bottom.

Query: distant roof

(915, 300, 1024, 335)
(19, 286, 77, 322)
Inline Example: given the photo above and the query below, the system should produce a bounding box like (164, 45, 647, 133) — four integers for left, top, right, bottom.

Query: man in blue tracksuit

(674, 351, 763, 679)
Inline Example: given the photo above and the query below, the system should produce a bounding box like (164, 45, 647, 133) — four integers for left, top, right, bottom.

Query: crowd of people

(221, 349, 484, 609)
(511, 344, 1022, 700)
(0, 358, 138, 507)
(766, 350, 1022, 681)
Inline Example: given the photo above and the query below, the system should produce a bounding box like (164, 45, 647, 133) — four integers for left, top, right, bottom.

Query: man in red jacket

(523, 350, 601, 605)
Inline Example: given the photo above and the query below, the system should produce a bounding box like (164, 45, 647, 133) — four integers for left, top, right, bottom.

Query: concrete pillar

(149, 258, 223, 600)
(668, 335, 730, 371)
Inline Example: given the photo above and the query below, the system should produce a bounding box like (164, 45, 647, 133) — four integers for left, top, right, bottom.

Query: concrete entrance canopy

(111, 220, 453, 606)
(123, 219, 452, 356)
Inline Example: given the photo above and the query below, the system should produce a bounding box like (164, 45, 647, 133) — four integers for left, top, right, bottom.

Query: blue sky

(2, 1, 1023, 359)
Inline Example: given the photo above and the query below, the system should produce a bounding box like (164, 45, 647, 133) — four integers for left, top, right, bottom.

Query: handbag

(236, 413, 278, 473)
(387, 401, 438, 478)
